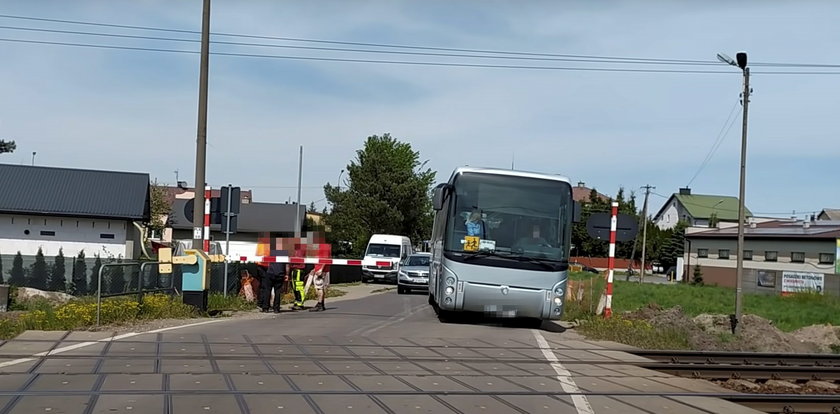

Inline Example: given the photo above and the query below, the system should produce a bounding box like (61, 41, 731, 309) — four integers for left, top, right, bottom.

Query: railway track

(720, 394, 840, 414)
(629, 350, 840, 412)
(630, 350, 840, 368)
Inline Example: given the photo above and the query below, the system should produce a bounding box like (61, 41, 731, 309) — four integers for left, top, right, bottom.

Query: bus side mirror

(432, 184, 448, 211)
(573, 201, 582, 223)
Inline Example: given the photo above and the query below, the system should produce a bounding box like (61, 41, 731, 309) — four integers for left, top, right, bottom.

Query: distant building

(571, 181, 609, 203)
(653, 187, 752, 230)
(684, 219, 840, 295)
(818, 208, 840, 221)
(167, 198, 305, 258)
(0, 164, 150, 261)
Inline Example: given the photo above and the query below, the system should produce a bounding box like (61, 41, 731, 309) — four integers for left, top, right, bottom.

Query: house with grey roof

(818, 208, 840, 221)
(684, 219, 840, 295)
(0, 164, 150, 262)
(653, 187, 752, 230)
(166, 198, 305, 258)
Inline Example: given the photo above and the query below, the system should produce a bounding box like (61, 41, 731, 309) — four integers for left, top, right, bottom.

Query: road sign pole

(223, 184, 232, 296)
(605, 201, 618, 319)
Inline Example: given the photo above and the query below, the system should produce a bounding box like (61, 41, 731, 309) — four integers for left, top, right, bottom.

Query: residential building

(167, 199, 305, 258)
(163, 182, 253, 205)
(572, 181, 609, 203)
(0, 164, 150, 262)
(684, 219, 840, 295)
(654, 187, 752, 230)
(818, 208, 840, 221)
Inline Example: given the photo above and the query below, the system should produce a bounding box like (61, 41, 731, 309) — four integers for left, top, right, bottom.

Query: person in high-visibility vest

(286, 245, 308, 310)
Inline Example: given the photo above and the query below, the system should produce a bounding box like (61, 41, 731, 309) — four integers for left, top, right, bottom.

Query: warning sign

(781, 271, 824, 295)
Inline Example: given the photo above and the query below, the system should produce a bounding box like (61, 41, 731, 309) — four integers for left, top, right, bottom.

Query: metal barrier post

(96, 264, 105, 327)
(138, 262, 149, 304)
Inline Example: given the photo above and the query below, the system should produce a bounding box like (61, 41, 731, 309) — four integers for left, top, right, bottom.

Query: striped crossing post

(203, 185, 211, 252)
(604, 201, 619, 319)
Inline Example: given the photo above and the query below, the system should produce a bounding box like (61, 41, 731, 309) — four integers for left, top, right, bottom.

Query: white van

(361, 234, 413, 283)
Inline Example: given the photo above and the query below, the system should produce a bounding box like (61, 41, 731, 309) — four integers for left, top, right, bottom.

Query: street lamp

(718, 51, 750, 334)
(338, 169, 345, 190)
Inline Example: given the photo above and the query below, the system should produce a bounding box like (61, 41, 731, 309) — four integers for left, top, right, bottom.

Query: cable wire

(686, 100, 742, 187)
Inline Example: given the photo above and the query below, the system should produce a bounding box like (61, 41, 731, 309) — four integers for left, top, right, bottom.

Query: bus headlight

(445, 286, 455, 295)
(554, 307, 561, 315)
(553, 297, 562, 306)
(445, 277, 455, 286)
(554, 286, 564, 296)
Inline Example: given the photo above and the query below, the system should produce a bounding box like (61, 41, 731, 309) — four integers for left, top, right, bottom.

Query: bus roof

(448, 166, 571, 185)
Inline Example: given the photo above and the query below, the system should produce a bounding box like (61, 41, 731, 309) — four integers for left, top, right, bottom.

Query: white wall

(0, 214, 128, 259)
(656, 203, 681, 230)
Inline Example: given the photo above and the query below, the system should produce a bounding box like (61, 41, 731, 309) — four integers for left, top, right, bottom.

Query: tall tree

(324, 134, 435, 256)
(0, 140, 15, 154)
(148, 180, 172, 235)
(48, 248, 67, 292)
(29, 247, 49, 290)
(9, 251, 25, 286)
(71, 250, 88, 295)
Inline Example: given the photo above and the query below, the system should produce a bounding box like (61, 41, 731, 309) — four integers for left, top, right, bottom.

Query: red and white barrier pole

(203, 185, 211, 253)
(604, 201, 618, 319)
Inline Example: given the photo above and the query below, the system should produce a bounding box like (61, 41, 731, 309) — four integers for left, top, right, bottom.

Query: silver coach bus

(428, 167, 574, 326)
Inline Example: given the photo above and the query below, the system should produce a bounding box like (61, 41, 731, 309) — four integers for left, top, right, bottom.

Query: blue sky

(0, 1, 838, 218)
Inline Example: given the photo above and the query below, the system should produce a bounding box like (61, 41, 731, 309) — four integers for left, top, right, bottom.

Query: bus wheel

(521, 318, 543, 329)
(438, 310, 456, 323)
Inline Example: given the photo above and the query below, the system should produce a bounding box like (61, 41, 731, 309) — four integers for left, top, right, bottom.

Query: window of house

(819, 253, 835, 264)
(765, 251, 778, 262)
(697, 248, 708, 258)
(743, 250, 753, 261)
(718, 249, 730, 259)
(100, 233, 115, 239)
(40, 230, 56, 236)
(791, 252, 805, 263)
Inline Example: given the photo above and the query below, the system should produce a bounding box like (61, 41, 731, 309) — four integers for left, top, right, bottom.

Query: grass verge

(562, 272, 840, 348)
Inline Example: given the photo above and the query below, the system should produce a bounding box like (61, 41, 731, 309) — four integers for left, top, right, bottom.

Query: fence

(95, 262, 177, 326)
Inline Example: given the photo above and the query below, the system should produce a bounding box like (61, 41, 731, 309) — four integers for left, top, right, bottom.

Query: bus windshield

(365, 243, 401, 258)
(443, 172, 572, 262)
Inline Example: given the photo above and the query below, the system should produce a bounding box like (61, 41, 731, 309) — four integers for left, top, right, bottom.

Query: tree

(48, 248, 67, 292)
(308, 202, 317, 213)
(708, 212, 719, 228)
(0, 140, 15, 154)
(90, 255, 102, 295)
(692, 263, 704, 285)
(148, 180, 172, 235)
(660, 221, 688, 271)
(71, 250, 88, 295)
(324, 133, 436, 257)
(9, 251, 25, 286)
(29, 247, 49, 290)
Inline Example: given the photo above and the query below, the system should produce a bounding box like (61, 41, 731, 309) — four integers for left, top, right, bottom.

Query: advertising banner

(781, 271, 824, 295)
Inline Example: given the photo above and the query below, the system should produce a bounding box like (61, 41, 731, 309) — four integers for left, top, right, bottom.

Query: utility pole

(734, 56, 750, 334)
(639, 185, 655, 283)
(191, 0, 211, 250)
(295, 145, 303, 238)
(31, 151, 36, 166)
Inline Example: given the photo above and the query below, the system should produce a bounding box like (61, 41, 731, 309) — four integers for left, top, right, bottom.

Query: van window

(366, 243, 402, 258)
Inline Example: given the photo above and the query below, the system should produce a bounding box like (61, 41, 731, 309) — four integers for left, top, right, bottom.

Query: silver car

(397, 253, 431, 294)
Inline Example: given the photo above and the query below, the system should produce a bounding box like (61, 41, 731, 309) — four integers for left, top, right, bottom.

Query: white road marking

(532, 329, 595, 414)
(0, 319, 226, 369)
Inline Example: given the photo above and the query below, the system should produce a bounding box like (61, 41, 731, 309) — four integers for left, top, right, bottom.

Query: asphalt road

(0, 290, 761, 414)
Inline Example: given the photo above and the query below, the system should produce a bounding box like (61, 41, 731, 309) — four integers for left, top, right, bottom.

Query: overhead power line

(686, 100, 742, 187)
(0, 37, 739, 73)
(2, 13, 840, 72)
